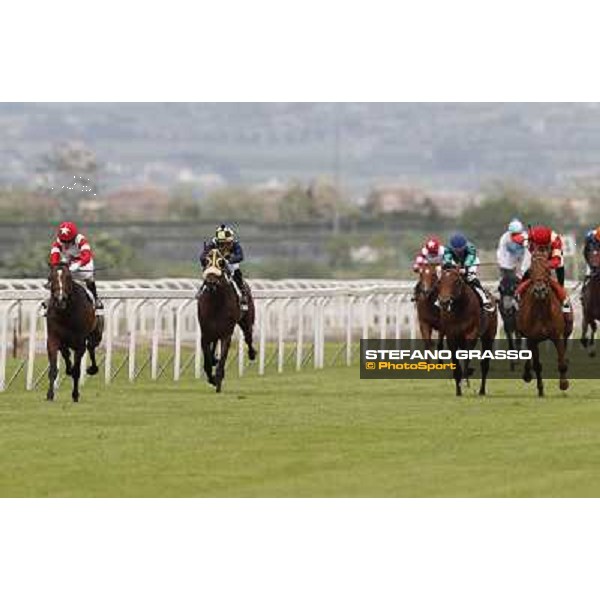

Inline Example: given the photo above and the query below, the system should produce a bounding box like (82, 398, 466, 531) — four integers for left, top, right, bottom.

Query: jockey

(443, 233, 494, 312)
(496, 218, 528, 279)
(582, 226, 600, 286)
(199, 224, 248, 309)
(515, 225, 570, 313)
(411, 236, 444, 300)
(47, 221, 102, 311)
(412, 236, 445, 271)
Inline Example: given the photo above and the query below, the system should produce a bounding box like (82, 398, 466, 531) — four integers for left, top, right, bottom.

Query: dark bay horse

(581, 249, 600, 357)
(516, 250, 570, 396)
(498, 270, 522, 371)
(197, 249, 256, 392)
(46, 263, 102, 402)
(438, 267, 498, 397)
(415, 264, 444, 351)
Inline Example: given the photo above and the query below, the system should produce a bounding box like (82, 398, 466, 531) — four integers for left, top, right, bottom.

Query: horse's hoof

(65, 367, 73, 376)
(581, 338, 589, 348)
(207, 377, 217, 387)
(86, 365, 99, 376)
(478, 390, 486, 396)
(560, 380, 570, 391)
(216, 383, 222, 393)
(72, 396, 79, 403)
(248, 348, 257, 361)
(46, 396, 54, 402)
(523, 373, 532, 383)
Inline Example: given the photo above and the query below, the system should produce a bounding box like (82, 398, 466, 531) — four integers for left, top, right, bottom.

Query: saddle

(74, 281, 95, 306)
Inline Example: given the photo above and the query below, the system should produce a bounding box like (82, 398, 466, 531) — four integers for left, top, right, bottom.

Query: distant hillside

(1, 102, 600, 193)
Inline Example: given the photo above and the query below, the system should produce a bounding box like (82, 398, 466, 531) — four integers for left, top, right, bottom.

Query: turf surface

(1, 367, 600, 497)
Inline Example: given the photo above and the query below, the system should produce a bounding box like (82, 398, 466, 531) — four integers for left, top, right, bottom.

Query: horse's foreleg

(202, 339, 216, 386)
(448, 342, 462, 397)
(215, 336, 232, 393)
(420, 321, 433, 352)
(530, 341, 544, 397)
(71, 346, 85, 402)
(46, 337, 59, 401)
(553, 338, 569, 392)
(60, 345, 73, 376)
(479, 337, 494, 396)
(581, 315, 590, 349)
(589, 321, 597, 358)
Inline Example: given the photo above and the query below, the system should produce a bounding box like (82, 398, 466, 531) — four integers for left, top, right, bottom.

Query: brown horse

(516, 250, 570, 396)
(581, 249, 600, 357)
(197, 249, 256, 392)
(437, 267, 498, 397)
(46, 263, 102, 402)
(415, 264, 444, 351)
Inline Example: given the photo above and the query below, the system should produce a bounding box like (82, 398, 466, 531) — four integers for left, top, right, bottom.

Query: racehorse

(197, 248, 256, 392)
(415, 264, 444, 351)
(516, 249, 570, 396)
(437, 267, 498, 397)
(46, 263, 102, 402)
(498, 270, 522, 371)
(580, 249, 600, 357)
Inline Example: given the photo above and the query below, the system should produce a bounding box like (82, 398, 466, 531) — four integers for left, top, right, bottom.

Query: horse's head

(418, 263, 439, 297)
(530, 249, 551, 300)
(438, 267, 465, 313)
(202, 248, 227, 291)
(48, 262, 73, 310)
(589, 249, 600, 269)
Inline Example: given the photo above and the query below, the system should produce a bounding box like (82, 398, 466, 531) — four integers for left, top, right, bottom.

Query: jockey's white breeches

(227, 262, 240, 274)
(71, 260, 95, 282)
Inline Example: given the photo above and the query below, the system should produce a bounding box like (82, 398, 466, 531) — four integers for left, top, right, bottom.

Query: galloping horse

(415, 264, 444, 351)
(46, 263, 102, 402)
(581, 249, 600, 357)
(197, 248, 256, 392)
(498, 270, 522, 370)
(437, 267, 498, 396)
(516, 250, 571, 396)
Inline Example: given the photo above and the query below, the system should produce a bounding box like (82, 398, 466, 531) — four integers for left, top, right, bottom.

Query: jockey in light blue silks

(496, 218, 529, 280)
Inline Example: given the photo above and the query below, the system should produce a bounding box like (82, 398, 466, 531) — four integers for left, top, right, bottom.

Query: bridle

(202, 249, 228, 293)
(438, 267, 465, 313)
(49, 264, 73, 311)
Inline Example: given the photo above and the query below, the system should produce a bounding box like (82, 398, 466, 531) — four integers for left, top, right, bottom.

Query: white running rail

(0, 278, 583, 392)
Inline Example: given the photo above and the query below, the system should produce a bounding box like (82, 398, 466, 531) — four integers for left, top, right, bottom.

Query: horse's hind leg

(47, 338, 59, 401)
(202, 339, 216, 386)
(71, 346, 85, 403)
(239, 314, 257, 361)
(86, 338, 99, 376)
(553, 338, 569, 392)
(215, 336, 232, 393)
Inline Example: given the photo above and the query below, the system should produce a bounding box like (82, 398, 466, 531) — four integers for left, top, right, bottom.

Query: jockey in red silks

(47, 221, 103, 311)
(412, 236, 445, 300)
(515, 225, 571, 313)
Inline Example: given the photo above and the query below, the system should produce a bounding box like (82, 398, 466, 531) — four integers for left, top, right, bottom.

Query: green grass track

(2, 366, 600, 497)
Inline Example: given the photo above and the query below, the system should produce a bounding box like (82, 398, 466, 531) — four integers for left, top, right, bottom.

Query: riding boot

(233, 270, 248, 310)
(469, 278, 494, 313)
(86, 280, 104, 311)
